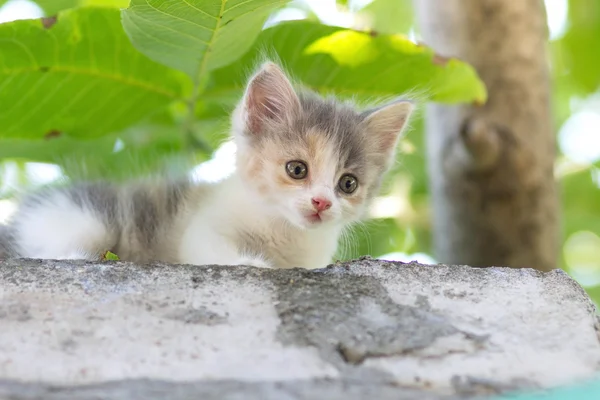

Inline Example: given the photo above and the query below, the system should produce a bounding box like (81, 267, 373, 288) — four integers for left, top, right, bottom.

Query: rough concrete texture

(1, 257, 599, 400)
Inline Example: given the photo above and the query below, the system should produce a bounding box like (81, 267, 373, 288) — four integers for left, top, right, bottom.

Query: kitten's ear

(361, 100, 414, 155)
(242, 62, 300, 135)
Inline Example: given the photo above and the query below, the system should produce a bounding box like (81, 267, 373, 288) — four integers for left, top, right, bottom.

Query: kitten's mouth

(305, 213, 322, 224)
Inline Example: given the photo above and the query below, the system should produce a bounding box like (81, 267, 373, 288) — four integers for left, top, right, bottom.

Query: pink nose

(311, 197, 332, 212)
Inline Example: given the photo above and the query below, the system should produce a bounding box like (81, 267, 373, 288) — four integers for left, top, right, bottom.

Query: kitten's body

(0, 63, 413, 268)
(180, 174, 340, 268)
(3, 175, 337, 268)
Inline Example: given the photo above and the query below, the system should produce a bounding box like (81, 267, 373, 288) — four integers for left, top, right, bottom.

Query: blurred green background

(0, 0, 598, 302)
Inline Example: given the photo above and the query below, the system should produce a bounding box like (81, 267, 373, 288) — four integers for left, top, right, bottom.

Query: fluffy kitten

(0, 62, 413, 269)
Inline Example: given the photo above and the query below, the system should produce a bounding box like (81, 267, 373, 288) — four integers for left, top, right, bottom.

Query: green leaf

(0, 136, 116, 163)
(121, 0, 287, 79)
(102, 250, 120, 260)
(555, 0, 600, 94)
(87, 0, 129, 6)
(359, 0, 414, 35)
(0, 7, 184, 139)
(33, 0, 129, 16)
(207, 21, 487, 104)
(0, 123, 191, 182)
(34, 0, 80, 15)
(56, 109, 194, 181)
(193, 100, 231, 149)
(561, 168, 600, 236)
(550, 0, 600, 128)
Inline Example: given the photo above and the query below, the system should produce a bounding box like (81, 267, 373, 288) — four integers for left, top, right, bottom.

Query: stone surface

(0, 257, 599, 399)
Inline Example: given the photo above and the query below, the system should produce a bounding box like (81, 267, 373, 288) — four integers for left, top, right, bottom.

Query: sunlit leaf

(0, 7, 184, 139)
(206, 21, 487, 104)
(122, 0, 287, 79)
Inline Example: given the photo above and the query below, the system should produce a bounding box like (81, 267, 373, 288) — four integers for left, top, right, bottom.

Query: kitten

(0, 62, 413, 269)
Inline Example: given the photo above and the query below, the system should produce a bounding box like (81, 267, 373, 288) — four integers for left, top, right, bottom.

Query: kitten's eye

(339, 174, 358, 194)
(286, 161, 308, 179)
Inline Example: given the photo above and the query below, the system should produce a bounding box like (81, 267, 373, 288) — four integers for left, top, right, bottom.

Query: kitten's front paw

(237, 255, 274, 269)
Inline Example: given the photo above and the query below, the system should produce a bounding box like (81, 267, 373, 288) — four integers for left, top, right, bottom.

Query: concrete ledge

(1, 258, 599, 399)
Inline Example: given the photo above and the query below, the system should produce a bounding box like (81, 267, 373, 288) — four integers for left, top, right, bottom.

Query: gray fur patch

(132, 189, 160, 247)
(0, 224, 12, 259)
(296, 93, 368, 176)
(68, 182, 120, 226)
(164, 180, 190, 218)
(118, 180, 194, 259)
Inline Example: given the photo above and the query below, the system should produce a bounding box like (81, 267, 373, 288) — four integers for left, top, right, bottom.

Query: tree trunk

(414, 0, 559, 271)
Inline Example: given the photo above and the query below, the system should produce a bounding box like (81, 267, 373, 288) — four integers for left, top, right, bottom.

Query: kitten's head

(232, 62, 413, 230)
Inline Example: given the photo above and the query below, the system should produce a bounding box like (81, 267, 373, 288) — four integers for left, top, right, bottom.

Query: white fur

(179, 174, 341, 269)
(11, 192, 109, 260)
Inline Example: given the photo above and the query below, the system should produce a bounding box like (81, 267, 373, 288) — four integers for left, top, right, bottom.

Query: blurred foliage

(549, 0, 600, 302)
(0, 0, 599, 304)
(0, 0, 484, 185)
(553, 0, 600, 97)
(358, 0, 413, 35)
(35, 0, 129, 15)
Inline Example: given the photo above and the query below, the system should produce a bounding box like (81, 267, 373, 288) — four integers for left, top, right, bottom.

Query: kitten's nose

(311, 197, 332, 212)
